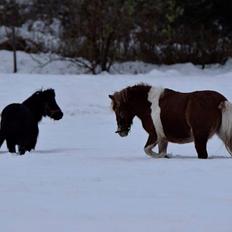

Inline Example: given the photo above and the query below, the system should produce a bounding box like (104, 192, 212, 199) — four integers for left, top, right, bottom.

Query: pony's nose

(53, 111, 63, 120)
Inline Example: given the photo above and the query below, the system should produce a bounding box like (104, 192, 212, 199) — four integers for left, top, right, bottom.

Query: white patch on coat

(148, 87, 166, 140)
(144, 143, 158, 156)
(144, 144, 169, 158)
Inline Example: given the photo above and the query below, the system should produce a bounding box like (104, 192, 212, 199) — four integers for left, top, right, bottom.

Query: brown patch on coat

(159, 89, 226, 144)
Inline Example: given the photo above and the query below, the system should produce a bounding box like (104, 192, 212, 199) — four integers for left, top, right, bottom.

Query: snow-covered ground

(0, 50, 159, 74)
(0, 56, 232, 231)
(2, 50, 232, 75)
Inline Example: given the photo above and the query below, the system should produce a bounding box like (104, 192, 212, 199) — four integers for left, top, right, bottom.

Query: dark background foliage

(0, 0, 232, 73)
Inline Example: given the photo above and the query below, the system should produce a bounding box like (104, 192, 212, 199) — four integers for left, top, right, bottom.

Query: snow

(2, 50, 232, 75)
(0, 50, 158, 74)
(0, 54, 232, 231)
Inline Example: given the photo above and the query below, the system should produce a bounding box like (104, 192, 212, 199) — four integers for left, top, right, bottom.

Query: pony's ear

(108, 95, 114, 100)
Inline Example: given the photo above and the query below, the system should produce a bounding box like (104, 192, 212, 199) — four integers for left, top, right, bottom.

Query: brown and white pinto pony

(109, 84, 232, 159)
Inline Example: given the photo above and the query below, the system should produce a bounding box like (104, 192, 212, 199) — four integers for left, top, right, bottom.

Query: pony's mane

(22, 88, 56, 122)
(23, 88, 55, 103)
(34, 88, 55, 97)
(111, 83, 151, 108)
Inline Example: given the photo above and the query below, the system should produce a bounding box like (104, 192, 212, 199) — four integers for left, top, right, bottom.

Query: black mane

(23, 89, 55, 122)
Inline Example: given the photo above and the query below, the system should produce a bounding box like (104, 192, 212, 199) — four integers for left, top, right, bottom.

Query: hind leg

(0, 130, 5, 149)
(193, 133, 208, 159)
(18, 145, 26, 155)
(158, 140, 169, 158)
(6, 139, 16, 153)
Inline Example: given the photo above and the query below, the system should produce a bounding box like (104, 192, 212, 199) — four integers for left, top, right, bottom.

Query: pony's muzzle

(51, 110, 63, 120)
(115, 128, 130, 137)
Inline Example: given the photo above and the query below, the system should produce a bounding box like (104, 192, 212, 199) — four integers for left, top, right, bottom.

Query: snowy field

(1, 58, 232, 231)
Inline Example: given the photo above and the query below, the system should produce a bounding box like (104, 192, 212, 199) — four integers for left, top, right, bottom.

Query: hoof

(164, 153, 172, 158)
(147, 153, 172, 159)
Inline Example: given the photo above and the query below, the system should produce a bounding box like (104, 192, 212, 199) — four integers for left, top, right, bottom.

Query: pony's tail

(218, 101, 232, 155)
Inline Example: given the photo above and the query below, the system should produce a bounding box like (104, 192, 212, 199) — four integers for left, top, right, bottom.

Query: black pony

(0, 89, 63, 155)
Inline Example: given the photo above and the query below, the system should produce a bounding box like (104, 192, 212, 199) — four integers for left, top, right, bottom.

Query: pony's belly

(162, 123, 193, 144)
(162, 121, 193, 144)
(167, 136, 194, 144)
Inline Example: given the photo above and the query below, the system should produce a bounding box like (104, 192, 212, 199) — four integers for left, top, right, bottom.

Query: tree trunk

(12, 26, 17, 73)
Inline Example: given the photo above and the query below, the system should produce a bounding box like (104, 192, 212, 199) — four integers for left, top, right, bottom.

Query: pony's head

(109, 89, 135, 137)
(41, 89, 63, 120)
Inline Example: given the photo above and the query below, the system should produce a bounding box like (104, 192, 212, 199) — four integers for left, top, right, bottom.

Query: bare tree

(0, 0, 20, 72)
(59, 0, 135, 74)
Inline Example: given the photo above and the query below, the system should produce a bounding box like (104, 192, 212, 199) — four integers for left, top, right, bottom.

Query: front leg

(144, 133, 158, 157)
(6, 139, 16, 153)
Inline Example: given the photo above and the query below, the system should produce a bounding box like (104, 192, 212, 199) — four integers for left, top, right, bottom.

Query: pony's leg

(144, 134, 158, 157)
(18, 146, 26, 155)
(193, 133, 208, 159)
(158, 140, 170, 158)
(6, 139, 16, 153)
(0, 130, 5, 148)
(28, 125, 38, 151)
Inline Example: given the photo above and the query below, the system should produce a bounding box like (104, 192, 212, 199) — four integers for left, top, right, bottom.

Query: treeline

(1, 0, 232, 73)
